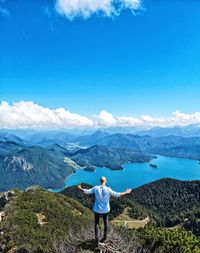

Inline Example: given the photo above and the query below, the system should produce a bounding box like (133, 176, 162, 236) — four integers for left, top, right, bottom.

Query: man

(77, 176, 131, 246)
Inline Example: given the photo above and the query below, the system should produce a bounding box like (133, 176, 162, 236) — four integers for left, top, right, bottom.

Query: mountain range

(1, 128, 200, 251)
(136, 124, 200, 137)
(0, 178, 199, 252)
(0, 140, 154, 191)
(5, 129, 200, 161)
(62, 178, 200, 237)
(1, 124, 200, 140)
(0, 142, 76, 191)
(1, 127, 200, 191)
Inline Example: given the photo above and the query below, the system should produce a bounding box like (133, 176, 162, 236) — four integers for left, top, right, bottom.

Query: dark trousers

(94, 212, 109, 240)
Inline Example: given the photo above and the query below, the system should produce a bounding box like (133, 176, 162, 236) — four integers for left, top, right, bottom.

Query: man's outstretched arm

(120, 189, 132, 196)
(77, 184, 95, 194)
(109, 188, 132, 197)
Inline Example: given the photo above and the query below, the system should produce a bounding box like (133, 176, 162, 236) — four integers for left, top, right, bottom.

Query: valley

(1, 129, 200, 192)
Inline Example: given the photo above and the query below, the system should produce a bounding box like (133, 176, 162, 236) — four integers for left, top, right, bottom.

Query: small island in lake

(84, 166, 95, 172)
(149, 163, 158, 168)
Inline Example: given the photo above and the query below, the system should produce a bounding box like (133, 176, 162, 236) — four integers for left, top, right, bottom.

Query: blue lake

(52, 155, 200, 192)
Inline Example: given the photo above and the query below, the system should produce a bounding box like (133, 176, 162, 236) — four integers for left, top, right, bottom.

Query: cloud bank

(96, 109, 200, 128)
(0, 101, 200, 129)
(55, 0, 141, 20)
(0, 101, 93, 129)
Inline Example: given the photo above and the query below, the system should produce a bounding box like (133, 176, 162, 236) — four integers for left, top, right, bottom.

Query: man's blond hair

(100, 176, 106, 184)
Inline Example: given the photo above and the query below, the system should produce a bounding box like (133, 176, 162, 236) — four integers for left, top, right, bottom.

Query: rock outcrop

(0, 190, 15, 211)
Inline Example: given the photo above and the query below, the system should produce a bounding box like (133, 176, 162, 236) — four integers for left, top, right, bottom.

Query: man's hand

(77, 184, 83, 191)
(120, 188, 132, 196)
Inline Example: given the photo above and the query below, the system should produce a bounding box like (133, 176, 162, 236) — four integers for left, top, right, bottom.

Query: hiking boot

(95, 238, 100, 248)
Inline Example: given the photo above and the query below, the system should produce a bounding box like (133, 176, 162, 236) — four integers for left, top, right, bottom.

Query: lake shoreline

(49, 155, 200, 193)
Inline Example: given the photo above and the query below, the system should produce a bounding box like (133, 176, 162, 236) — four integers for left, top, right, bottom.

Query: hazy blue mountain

(0, 132, 26, 145)
(136, 124, 200, 137)
(76, 132, 200, 160)
(97, 126, 148, 134)
(0, 140, 24, 153)
(69, 144, 155, 170)
(0, 142, 75, 191)
(145, 135, 200, 160)
(46, 143, 71, 156)
(75, 130, 110, 147)
(24, 131, 76, 146)
(77, 132, 144, 151)
(2, 129, 200, 161)
(100, 133, 144, 151)
(0, 128, 38, 138)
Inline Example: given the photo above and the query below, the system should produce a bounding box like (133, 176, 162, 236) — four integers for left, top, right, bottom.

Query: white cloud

(96, 110, 117, 127)
(172, 110, 200, 125)
(55, 0, 141, 20)
(0, 101, 200, 129)
(95, 110, 200, 128)
(0, 101, 93, 129)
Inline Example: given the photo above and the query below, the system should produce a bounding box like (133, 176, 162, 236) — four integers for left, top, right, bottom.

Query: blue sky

(0, 0, 200, 129)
